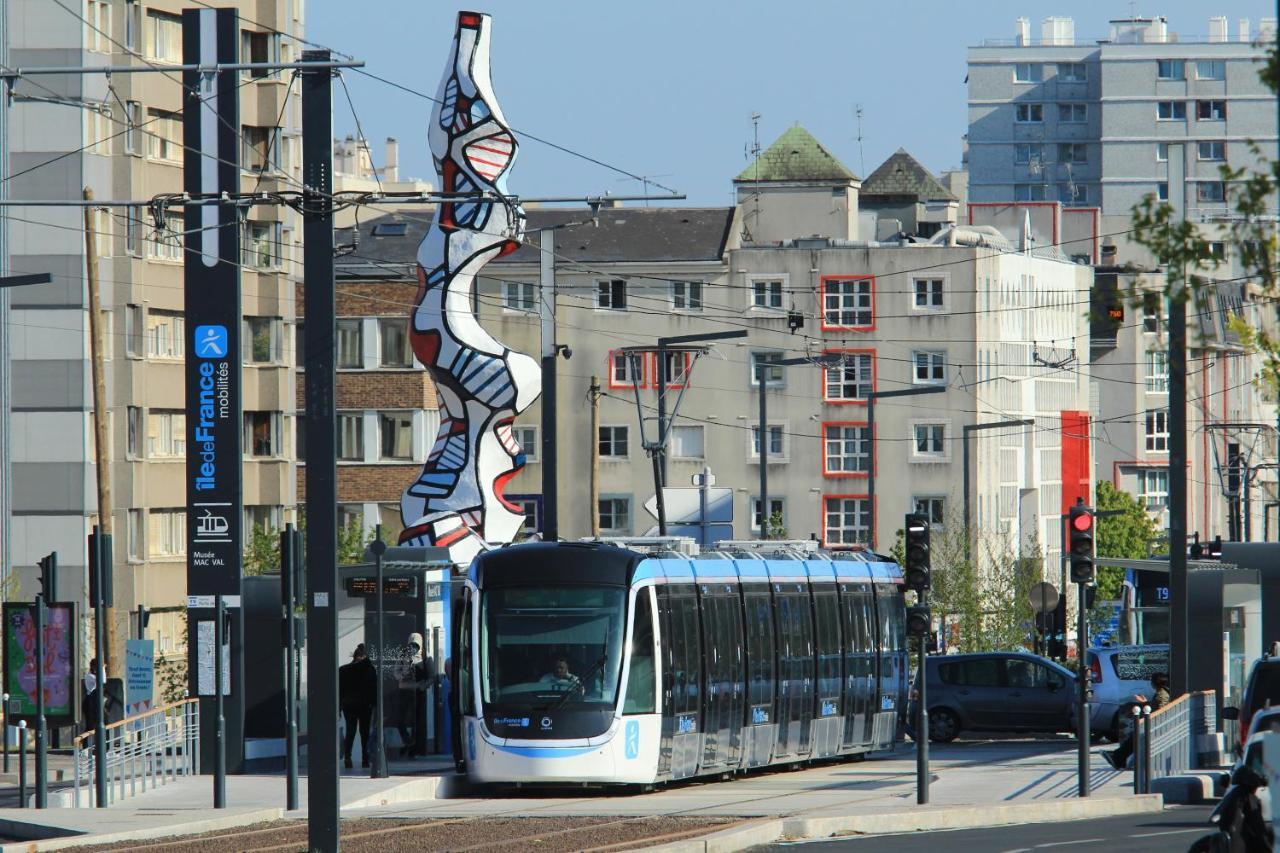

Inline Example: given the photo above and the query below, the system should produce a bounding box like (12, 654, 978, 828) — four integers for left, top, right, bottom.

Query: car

(1085, 644, 1169, 741)
(1224, 654, 1280, 755)
(910, 651, 1075, 743)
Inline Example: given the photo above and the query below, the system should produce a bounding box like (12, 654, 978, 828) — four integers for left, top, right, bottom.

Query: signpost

(124, 639, 155, 726)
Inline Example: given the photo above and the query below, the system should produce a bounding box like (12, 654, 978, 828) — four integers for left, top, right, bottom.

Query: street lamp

(961, 418, 1034, 561)
(864, 385, 947, 549)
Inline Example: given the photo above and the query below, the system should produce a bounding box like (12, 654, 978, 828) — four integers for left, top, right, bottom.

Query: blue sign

(677, 714, 697, 734)
(821, 700, 838, 717)
(624, 720, 639, 760)
(752, 707, 770, 724)
(194, 325, 228, 358)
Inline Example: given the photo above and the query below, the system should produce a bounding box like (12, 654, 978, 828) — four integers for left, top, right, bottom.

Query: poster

(124, 639, 155, 727)
(2, 602, 76, 725)
(196, 620, 230, 696)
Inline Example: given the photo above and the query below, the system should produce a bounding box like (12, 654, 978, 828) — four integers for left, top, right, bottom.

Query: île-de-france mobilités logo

(194, 325, 228, 359)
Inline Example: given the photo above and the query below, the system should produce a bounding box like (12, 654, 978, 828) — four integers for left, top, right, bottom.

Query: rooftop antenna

(742, 112, 762, 243)
(854, 103, 865, 176)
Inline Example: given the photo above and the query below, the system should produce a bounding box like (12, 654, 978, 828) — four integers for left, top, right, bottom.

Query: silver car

(1085, 644, 1169, 741)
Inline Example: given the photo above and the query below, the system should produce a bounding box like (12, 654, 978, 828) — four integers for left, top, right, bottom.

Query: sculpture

(399, 11, 540, 563)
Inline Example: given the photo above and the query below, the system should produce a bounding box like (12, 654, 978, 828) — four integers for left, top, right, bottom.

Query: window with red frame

(823, 277, 873, 329)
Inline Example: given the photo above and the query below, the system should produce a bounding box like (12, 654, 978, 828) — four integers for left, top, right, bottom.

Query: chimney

(1041, 17, 1074, 46)
(1239, 18, 1251, 42)
(385, 137, 399, 183)
(1208, 16, 1228, 43)
(1015, 17, 1030, 46)
(1101, 244, 1117, 265)
(1259, 17, 1276, 42)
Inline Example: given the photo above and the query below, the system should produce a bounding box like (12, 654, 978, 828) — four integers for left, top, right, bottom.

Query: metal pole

(962, 428, 971, 564)
(3, 692, 9, 774)
(33, 595, 45, 808)
(538, 229, 557, 541)
(758, 367, 768, 540)
(214, 595, 225, 809)
(657, 341, 668, 486)
(17, 720, 25, 807)
(371, 529, 388, 779)
(867, 395, 875, 549)
(1168, 229, 1189, 697)
(302, 47, 341, 853)
(916, 610, 929, 804)
(1077, 581, 1090, 797)
(652, 453, 668, 536)
(282, 525, 298, 809)
(92, 528, 107, 809)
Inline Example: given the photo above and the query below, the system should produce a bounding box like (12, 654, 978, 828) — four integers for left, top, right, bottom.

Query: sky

(309, 1, 1273, 207)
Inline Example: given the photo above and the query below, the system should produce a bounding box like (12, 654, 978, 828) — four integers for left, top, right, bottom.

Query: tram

(451, 540, 909, 787)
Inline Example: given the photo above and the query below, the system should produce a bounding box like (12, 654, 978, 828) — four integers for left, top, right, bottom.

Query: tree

(242, 514, 398, 575)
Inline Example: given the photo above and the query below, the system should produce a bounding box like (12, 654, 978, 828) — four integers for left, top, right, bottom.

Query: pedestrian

(1103, 672, 1170, 770)
(396, 633, 437, 757)
(339, 644, 377, 769)
(81, 673, 123, 734)
(83, 658, 98, 697)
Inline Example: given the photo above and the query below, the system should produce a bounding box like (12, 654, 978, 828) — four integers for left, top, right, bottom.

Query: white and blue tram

(453, 541, 908, 786)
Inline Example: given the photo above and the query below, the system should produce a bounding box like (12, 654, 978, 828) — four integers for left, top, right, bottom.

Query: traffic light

(37, 552, 56, 600)
(906, 605, 931, 637)
(1068, 501, 1095, 584)
(904, 513, 931, 591)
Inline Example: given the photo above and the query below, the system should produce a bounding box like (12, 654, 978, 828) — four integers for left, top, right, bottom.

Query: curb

(645, 795, 1164, 853)
(343, 776, 447, 810)
(0, 807, 284, 852)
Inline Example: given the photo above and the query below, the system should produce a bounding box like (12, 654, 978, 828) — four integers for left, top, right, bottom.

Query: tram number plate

(677, 714, 697, 734)
(751, 707, 770, 725)
(821, 700, 838, 717)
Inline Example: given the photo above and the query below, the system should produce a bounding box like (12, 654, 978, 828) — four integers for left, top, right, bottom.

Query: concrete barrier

(1151, 774, 1218, 804)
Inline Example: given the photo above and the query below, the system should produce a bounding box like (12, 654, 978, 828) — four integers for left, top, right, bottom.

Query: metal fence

(1135, 690, 1216, 794)
(72, 698, 200, 807)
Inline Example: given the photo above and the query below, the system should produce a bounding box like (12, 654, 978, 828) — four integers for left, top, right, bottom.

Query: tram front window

(481, 586, 626, 710)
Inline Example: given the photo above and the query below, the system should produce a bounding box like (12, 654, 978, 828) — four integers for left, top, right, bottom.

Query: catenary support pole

(538, 228, 557, 540)
(214, 594, 225, 809)
(1169, 282, 1188, 695)
(282, 525, 298, 809)
(91, 528, 107, 809)
(33, 594, 45, 808)
(758, 366, 768, 540)
(302, 47, 341, 853)
(590, 376, 600, 537)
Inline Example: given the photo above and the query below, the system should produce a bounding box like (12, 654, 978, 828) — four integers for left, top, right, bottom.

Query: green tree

(242, 514, 398, 575)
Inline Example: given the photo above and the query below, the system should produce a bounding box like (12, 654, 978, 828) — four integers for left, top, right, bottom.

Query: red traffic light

(1071, 512, 1094, 532)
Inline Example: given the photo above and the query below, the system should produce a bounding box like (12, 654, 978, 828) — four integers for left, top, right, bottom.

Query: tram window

(459, 598, 475, 715)
(814, 591, 840, 696)
(622, 588, 656, 714)
(746, 592, 774, 707)
(666, 590, 701, 718)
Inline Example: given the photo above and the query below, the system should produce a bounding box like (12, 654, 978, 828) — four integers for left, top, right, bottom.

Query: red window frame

(821, 493, 875, 550)
(819, 274, 876, 332)
(821, 348, 876, 405)
(821, 420, 872, 479)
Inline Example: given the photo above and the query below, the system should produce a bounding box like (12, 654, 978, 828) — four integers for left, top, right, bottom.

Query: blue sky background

(309, 2, 1273, 206)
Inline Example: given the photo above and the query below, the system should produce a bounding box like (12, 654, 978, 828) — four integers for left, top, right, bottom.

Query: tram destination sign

(344, 576, 419, 599)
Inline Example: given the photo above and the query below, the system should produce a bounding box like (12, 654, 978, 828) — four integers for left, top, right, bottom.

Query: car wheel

(928, 708, 960, 743)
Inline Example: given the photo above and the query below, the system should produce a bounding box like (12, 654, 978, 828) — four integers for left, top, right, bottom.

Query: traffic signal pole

(904, 513, 931, 805)
(1068, 500, 1096, 798)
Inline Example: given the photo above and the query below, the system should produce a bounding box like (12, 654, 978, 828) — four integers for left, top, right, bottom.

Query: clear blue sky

(309, 2, 1273, 206)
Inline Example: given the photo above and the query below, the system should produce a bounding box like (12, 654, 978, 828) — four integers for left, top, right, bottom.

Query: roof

(334, 207, 736, 276)
(733, 125, 859, 184)
(860, 148, 956, 201)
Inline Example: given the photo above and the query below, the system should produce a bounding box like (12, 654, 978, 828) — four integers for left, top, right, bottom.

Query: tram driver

(539, 657, 581, 691)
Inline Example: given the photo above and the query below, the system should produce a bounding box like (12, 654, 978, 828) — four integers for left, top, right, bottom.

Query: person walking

(339, 644, 377, 769)
(395, 633, 437, 757)
(1103, 672, 1170, 770)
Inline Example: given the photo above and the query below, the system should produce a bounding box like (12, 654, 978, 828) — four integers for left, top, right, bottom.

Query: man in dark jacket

(339, 644, 377, 768)
(1103, 672, 1171, 770)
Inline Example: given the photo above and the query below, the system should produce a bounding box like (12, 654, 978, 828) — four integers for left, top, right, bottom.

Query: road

(760, 804, 1214, 852)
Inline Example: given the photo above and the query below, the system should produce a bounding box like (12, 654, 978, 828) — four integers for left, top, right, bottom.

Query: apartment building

(335, 128, 1094, 567)
(331, 134, 433, 229)
(7, 0, 303, 652)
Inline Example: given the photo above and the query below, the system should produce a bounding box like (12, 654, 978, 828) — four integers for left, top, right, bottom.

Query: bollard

(17, 721, 27, 808)
(1140, 704, 1153, 794)
(1130, 705, 1143, 795)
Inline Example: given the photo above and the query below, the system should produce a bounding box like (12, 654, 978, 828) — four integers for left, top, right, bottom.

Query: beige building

(8, 0, 303, 655)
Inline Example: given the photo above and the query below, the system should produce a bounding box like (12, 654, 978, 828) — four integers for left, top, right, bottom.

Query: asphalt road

(761, 805, 1216, 852)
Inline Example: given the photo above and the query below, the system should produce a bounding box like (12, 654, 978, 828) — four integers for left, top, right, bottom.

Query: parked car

(1224, 655, 1280, 755)
(1086, 644, 1169, 741)
(910, 652, 1075, 743)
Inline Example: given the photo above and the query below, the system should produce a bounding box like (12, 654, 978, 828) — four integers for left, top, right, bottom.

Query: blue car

(910, 652, 1075, 742)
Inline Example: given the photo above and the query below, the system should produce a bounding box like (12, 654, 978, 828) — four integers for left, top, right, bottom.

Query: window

(750, 424, 786, 460)
(1014, 63, 1042, 82)
(1198, 141, 1226, 161)
(125, 205, 141, 255)
(124, 101, 143, 155)
(913, 277, 944, 309)
(1143, 293, 1163, 332)
(1014, 142, 1043, 165)
(146, 310, 184, 359)
(752, 498, 785, 532)
(245, 316, 282, 364)
(912, 350, 946, 384)
(1015, 103, 1043, 123)
(242, 126, 280, 172)
(1157, 59, 1185, 79)
(146, 223, 183, 262)
(1197, 100, 1226, 121)
(336, 413, 363, 461)
(378, 317, 412, 367)
(913, 497, 945, 528)
(1057, 103, 1087, 123)
(241, 30, 281, 79)
(85, 0, 111, 52)
(1195, 60, 1225, 80)
(147, 11, 182, 63)
(124, 0, 141, 52)
(245, 412, 281, 457)
(824, 423, 870, 476)
(1156, 143, 1169, 162)
(512, 425, 538, 462)
(914, 423, 945, 457)
(127, 508, 142, 561)
(822, 277, 874, 329)
(1145, 409, 1169, 452)
(1197, 182, 1226, 203)
(147, 410, 186, 458)
(598, 425, 629, 458)
(751, 278, 784, 309)
(671, 280, 702, 310)
(596, 278, 627, 309)
(1058, 143, 1087, 164)
(336, 319, 363, 369)
(502, 280, 535, 312)
(148, 509, 185, 558)
(660, 351, 690, 386)
(1060, 183, 1089, 205)
(1014, 184, 1048, 201)
(599, 497, 631, 533)
(371, 222, 408, 237)
(126, 406, 142, 457)
(243, 221, 282, 268)
(749, 351, 785, 387)
(1145, 350, 1169, 393)
(1058, 63, 1086, 82)
(609, 349, 644, 387)
(1157, 101, 1187, 121)
(824, 352, 873, 402)
(245, 506, 282, 537)
(824, 497, 870, 547)
(1157, 182, 1169, 201)
(671, 424, 704, 459)
(379, 411, 414, 460)
(145, 108, 182, 161)
(1206, 242, 1226, 260)
(125, 304, 143, 356)
(1139, 469, 1170, 508)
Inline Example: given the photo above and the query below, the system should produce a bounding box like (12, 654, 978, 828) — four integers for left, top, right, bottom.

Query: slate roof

(860, 148, 956, 201)
(733, 125, 859, 184)
(335, 207, 737, 277)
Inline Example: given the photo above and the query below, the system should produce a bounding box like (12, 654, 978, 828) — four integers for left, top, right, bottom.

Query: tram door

(742, 588, 777, 767)
(773, 583, 815, 758)
(811, 585, 843, 757)
(656, 585, 703, 779)
(840, 583, 875, 749)
(873, 582, 907, 738)
(699, 584, 745, 771)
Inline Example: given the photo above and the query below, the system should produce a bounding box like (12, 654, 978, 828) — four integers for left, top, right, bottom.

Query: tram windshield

(480, 585, 627, 710)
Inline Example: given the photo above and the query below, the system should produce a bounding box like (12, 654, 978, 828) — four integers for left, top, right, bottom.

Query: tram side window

(814, 591, 840, 697)
(669, 590, 701, 717)
(844, 587, 874, 681)
(459, 598, 475, 715)
(623, 589, 656, 714)
(746, 592, 773, 707)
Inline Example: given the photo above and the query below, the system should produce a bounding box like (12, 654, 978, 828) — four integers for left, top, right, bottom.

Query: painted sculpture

(399, 11, 540, 562)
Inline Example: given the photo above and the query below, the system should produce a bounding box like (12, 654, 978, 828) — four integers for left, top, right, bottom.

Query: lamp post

(962, 419, 1035, 561)
(865, 385, 947, 549)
